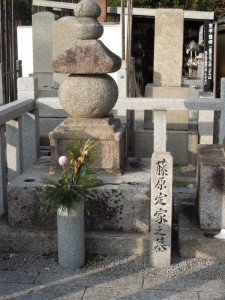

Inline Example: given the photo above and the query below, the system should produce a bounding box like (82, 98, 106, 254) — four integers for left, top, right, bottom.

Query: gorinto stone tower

(49, 0, 126, 174)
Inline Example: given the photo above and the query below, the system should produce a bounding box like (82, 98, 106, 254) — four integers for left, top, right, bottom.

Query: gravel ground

(1, 251, 225, 280)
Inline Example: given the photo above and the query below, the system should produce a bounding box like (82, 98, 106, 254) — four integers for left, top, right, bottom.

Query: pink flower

(58, 156, 69, 166)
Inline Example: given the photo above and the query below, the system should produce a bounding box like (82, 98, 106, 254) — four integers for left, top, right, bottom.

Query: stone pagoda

(49, 0, 126, 174)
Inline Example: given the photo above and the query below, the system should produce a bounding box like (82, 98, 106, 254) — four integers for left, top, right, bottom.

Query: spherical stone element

(59, 74, 118, 118)
(74, 17, 103, 40)
(74, 0, 101, 18)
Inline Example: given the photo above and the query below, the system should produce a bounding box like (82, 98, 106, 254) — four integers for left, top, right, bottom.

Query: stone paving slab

(35, 273, 143, 290)
(0, 283, 34, 299)
(1, 272, 225, 300)
(199, 292, 225, 299)
(0, 283, 85, 300)
(143, 277, 225, 292)
(0, 271, 38, 284)
(82, 287, 198, 300)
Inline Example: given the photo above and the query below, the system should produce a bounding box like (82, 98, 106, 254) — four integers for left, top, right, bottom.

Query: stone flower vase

(57, 201, 85, 269)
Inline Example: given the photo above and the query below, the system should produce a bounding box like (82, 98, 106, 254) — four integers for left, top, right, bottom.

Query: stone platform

(1, 156, 225, 260)
(5, 156, 151, 256)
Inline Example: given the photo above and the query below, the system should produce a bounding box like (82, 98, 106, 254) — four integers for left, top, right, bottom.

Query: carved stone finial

(74, 0, 101, 18)
(74, 0, 103, 40)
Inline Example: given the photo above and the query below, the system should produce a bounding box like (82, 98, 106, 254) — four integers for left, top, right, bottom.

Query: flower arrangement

(42, 137, 102, 213)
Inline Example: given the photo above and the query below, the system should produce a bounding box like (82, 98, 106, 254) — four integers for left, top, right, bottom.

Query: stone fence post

(198, 92, 214, 144)
(6, 77, 39, 182)
(150, 152, 173, 267)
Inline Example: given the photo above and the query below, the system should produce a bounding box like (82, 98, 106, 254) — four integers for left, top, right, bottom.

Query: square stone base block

(49, 115, 126, 175)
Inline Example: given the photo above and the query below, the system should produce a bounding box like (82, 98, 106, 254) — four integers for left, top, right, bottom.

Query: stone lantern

(49, 0, 126, 174)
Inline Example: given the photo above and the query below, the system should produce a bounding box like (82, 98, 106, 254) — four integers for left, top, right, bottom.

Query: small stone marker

(150, 152, 173, 267)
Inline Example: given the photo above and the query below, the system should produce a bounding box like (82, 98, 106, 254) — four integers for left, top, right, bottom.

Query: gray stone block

(49, 116, 126, 174)
(86, 231, 150, 256)
(154, 9, 184, 87)
(31, 72, 54, 89)
(17, 77, 38, 91)
(7, 157, 150, 232)
(197, 144, 225, 230)
(37, 87, 59, 97)
(17, 90, 38, 101)
(36, 97, 68, 118)
(134, 127, 189, 165)
(39, 117, 65, 135)
(0, 221, 56, 253)
(144, 84, 190, 130)
(0, 220, 149, 256)
(85, 184, 150, 233)
(7, 158, 56, 229)
(32, 12, 56, 73)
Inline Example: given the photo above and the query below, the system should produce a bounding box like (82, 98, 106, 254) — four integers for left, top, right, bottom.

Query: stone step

(7, 157, 196, 233)
(86, 231, 150, 256)
(178, 204, 225, 260)
(0, 222, 149, 256)
(7, 157, 150, 232)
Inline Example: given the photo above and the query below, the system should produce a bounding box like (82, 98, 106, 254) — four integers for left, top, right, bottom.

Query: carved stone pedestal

(49, 115, 126, 175)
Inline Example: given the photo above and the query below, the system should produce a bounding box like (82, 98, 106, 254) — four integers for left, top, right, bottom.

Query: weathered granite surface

(52, 0, 122, 119)
(74, 0, 101, 17)
(153, 9, 184, 87)
(197, 144, 225, 230)
(52, 40, 121, 74)
(58, 74, 118, 118)
(7, 157, 150, 233)
(49, 115, 126, 174)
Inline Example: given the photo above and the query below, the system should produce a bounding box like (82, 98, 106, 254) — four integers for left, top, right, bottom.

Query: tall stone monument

(144, 9, 190, 131)
(49, 0, 126, 174)
(135, 9, 192, 165)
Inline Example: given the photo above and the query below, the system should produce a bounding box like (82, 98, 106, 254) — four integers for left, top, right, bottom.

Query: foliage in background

(14, 0, 225, 20)
(107, 0, 225, 16)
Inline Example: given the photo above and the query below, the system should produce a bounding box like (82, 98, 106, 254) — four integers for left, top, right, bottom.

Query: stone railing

(114, 83, 225, 151)
(1, 77, 225, 217)
(0, 98, 39, 216)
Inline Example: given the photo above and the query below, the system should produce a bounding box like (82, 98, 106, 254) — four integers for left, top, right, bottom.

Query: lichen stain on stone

(85, 189, 124, 230)
(208, 168, 224, 193)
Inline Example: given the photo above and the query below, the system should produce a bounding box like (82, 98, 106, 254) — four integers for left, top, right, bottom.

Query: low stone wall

(7, 157, 150, 233)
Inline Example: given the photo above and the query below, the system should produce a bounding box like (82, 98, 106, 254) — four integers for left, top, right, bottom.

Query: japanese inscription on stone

(203, 21, 214, 92)
(150, 152, 173, 267)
